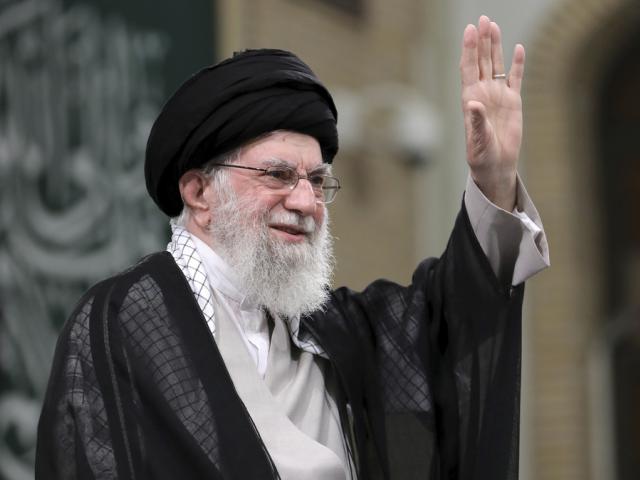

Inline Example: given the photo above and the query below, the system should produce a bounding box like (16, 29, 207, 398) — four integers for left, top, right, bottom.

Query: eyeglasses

(208, 163, 341, 204)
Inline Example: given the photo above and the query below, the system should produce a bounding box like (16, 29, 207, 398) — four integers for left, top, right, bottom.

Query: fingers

(461, 15, 524, 88)
(460, 24, 479, 86)
(507, 44, 526, 93)
(477, 16, 492, 80)
(490, 22, 505, 77)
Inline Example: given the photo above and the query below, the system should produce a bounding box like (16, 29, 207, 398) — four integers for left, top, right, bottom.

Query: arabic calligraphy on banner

(0, 1, 168, 477)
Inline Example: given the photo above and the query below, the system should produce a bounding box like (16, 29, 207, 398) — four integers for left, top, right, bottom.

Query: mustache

(267, 211, 316, 234)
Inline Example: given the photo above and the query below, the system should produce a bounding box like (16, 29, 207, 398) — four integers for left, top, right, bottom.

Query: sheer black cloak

(36, 203, 523, 480)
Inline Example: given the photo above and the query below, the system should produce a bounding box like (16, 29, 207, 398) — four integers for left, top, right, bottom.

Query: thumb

(464, 100, 492, 162)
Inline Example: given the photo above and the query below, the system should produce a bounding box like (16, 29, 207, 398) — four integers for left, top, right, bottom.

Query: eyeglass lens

(263, 167, 339, 203)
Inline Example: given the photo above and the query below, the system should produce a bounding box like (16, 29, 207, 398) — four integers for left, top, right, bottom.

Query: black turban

(144, 49, 339, 217)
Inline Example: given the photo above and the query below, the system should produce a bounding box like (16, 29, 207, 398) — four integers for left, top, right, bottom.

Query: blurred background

(0, 0, 639, 478)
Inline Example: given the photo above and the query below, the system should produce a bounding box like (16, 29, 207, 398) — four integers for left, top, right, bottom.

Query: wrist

(470, 169, 517, 211)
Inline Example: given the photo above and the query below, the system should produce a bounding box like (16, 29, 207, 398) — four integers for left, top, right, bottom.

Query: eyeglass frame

(206, 162, 341, 204)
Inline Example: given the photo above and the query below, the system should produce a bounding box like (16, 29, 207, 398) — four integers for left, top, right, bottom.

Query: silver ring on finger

(492, 73, 507, 80)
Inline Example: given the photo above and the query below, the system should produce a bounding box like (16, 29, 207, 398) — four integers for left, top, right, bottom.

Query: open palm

(460, 16, 525, 211)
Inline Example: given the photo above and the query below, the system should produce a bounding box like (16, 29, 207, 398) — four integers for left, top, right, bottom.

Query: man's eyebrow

(261, 157, 290, 167)
(310, 164, 331, 175)
(261, 157, 331, 174)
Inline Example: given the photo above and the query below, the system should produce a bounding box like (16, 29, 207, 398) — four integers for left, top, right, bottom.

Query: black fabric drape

(36, 203, 523, 479)
(304, 202, 523, 479)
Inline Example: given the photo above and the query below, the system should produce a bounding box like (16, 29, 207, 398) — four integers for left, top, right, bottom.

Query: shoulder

(61, 252, 179, 336)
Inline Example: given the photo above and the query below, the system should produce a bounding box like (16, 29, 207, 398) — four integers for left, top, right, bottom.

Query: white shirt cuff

(464, 174, 550, 286)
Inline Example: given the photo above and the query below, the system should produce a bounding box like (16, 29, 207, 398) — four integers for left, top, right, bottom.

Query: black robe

(36, 205, 524, 480)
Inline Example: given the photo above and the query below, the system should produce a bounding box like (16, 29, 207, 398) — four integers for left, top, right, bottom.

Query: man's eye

(308, 175, 325, 187)
(267, 168, 295, 183)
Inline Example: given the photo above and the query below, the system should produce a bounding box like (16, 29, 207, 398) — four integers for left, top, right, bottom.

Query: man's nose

(282, 178, 317, 216)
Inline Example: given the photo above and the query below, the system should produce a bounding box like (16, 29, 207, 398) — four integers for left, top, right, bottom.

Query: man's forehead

(239, 131, 325, 168)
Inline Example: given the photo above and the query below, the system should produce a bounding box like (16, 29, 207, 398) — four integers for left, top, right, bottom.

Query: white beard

(207, 182, 335, 319)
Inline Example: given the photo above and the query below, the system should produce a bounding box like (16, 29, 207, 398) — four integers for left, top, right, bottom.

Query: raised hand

(460, 15, 525, 211)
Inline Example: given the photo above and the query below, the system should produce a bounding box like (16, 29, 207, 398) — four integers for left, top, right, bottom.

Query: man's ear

(178, 170, 212, 229)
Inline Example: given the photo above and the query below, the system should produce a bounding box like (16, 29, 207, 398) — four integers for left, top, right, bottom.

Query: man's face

(203, 130, 334, 318)
(219, 131, 327, 242)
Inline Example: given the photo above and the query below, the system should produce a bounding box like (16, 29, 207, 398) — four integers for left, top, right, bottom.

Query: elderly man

(36, 16, 548, 480)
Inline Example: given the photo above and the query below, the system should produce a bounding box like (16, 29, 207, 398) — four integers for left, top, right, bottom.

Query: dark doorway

(597, 25, 640, 480)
